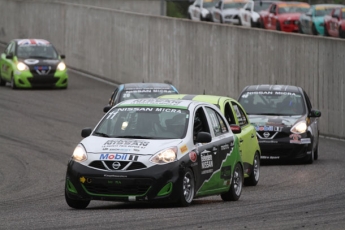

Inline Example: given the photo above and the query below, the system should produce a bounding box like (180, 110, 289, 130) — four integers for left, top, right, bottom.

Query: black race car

(238, 84, 321, 164)
(104, 82, 179, 112)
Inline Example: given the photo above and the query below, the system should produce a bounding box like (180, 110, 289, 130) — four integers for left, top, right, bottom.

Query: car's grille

(83, 178, 153, 195)
(257, 131, 288, 139)
(28, 74, 58, 87)
(89, 161, 146, 171)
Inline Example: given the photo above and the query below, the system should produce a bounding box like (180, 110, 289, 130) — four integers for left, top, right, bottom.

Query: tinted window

(239, 91, 306, 116)
(119, 88, 178, 103)
(254, 2, 272, 12)
(95, 107, 189, 139)
(205, 107, 228, 136)
(232, 103, 248, 126)
(16, 45, 58, 59)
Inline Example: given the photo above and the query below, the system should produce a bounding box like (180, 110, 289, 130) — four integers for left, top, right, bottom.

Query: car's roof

(116, 98, 214, 110)
(159, 94, 237, 104)
(277, 2, 309, 7)
(241, 84, 303, 94)
(223, 0, 248, 3)
(119, 82, 177, 90)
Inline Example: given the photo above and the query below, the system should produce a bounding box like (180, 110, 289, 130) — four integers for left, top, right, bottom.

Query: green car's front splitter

(13, 70, 68, 88)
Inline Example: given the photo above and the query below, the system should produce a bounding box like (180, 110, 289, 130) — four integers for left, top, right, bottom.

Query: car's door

(303, 91, 319, 150)
(212, 0, 223, 23)
(329, 8, 341, 36)
(266, 4, 277, 29)
(231, 101, 256, 173)
(300, 8, 313, 34)
(190, 0, 202, 20)
(1, 42, 15, 81)
(241, 1, 253, 27)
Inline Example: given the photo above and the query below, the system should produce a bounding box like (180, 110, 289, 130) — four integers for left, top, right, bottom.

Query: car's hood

(18, 58, 61, 66)
(279, 13, 302, 20)
(313, 16, 324, 24)
(81, 136, 183, 155)
(247, 114, 304, 128)
(223, 8, 240, 15)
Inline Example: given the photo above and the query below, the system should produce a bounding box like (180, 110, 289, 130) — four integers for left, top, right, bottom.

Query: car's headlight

(57, 62, 66, 71)
(72, 144, 87, 162)
(290, 121, 307, 134)
(17, 62, 29, 71)
(150, 147, 177, 164)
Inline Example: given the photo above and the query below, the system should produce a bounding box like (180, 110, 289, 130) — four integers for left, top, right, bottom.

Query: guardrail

(0, 0, 343, 139)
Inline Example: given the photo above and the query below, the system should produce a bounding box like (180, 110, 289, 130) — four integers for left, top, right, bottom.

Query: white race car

(211, 0, 249, 24)
(188, 0, 218, 21)
(65, 98, 244, 209)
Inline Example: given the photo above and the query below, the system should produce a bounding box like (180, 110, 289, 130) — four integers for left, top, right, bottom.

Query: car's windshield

(203, 0, 217, 8)
(224, 2, 247, 9)
(94, 107, 189, 139)
(278, 5, 310, 14)
(119, 89, 178, 102)
(314, 7, 335, 17)
(254, 2, 272, 11)
(16, 45, 58, 59)
(238, 91, 306, 116)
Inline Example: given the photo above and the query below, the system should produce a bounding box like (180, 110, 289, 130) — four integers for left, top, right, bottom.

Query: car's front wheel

(276, 21, 281, 31)
(0, 71, 6, 86)
(244, 152, 260, 186)
(10, 74, 17, 89)
(178, 168, 195, 207)
(65, 191, 90, 209)
(221, 162, 243, 201)
(312, 23, 318, 35)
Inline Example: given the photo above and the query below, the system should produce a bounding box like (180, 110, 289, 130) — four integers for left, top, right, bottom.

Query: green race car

(0, 39, 68, 89)
(299, 4, 344, 35)
(160, 94, 261, 186)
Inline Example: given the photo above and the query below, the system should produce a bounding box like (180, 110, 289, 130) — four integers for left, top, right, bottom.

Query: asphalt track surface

(0, 71, 345, 230)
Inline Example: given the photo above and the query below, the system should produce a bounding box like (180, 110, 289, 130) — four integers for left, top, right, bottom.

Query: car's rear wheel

(178, 168, 195, 207)
(244, 152, 260, 186)
(339, 27, 345, 38)
(312, 23, 318, 35)
(324, 24, 329, 36)
(221, 163, 243, 201)
(276, 22, 281, 31)
(238, 17, 242, 26)
(65, 190, 90, 209)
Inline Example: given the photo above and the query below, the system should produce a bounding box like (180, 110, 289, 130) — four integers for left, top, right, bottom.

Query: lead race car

(0, 39, 68, 89)
(65, 98, 244, 209)
(238, 85, 321, 164)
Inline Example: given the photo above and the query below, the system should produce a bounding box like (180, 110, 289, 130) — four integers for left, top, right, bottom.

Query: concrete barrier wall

(0, 0, 344, 139)
(52, 0, 162, 15)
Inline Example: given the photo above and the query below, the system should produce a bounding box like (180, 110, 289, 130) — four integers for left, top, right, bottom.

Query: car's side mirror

(60, 54, 66, 59)
(5, 54, 13, 59)
(230, 124, 242, 134)
(195, 132, 212, 143)
(309, 109, 321, 118)
(103, 105, 112, 113)
(81, 128, 92, 138)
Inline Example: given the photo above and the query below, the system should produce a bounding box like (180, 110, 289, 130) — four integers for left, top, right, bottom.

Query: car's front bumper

(13, 69, 68, 88)
(258, 132, 312, 161)
(65, 160, 184, 203)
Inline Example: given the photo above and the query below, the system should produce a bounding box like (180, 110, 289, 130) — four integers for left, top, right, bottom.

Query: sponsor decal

(99, 153, 139, 161)
(130, 99, 181, 106)
(258, 140, 278, 143)
(189, 151, 197, 162)
(34, 65, 51, 75)
(261, 156, 280, 159)
(300, 138, 311, 144)
(201, 169, 213, 174)
(201, 152, 213, 169)
(263, 132, 270, 138)
(23, 59, 39, 65)
(180, 145, 188, 154)
(104, 174, 127, 178)
(255, 126, 282, 132)
(220, 144, 229, 151)
(43, 59, 59, 64)
(191, 162, 198, 167)
(112, 162, 121, 169)
(220, 166, 232, 179)
(18, 39, 50, 46)
(103, 140, 149, 149)
(290, 134, 302, 143)
(79, 177, 86, 183)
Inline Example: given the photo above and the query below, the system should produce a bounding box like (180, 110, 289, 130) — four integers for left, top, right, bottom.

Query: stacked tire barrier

(0, 0, 344, 139)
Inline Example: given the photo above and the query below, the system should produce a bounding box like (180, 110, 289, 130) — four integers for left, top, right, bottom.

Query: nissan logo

(263, 132, 270, 138)
(112, 162, 121, 170)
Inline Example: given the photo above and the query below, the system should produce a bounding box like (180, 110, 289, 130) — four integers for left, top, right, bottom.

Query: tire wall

(0, 0, 344, 139)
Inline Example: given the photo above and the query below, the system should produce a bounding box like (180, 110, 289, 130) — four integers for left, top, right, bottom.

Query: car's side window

(232, 102, 248, 126)
(193, 107, 210, 141)
(303, 91, 312, 111)
(5, 43, 13, 55)
(110, 88, 119, 106)
(205, 107, 228, 137)
(9, 43, 15, 55)
(270, 4, 276, 13)
(224, 102, 236, 125)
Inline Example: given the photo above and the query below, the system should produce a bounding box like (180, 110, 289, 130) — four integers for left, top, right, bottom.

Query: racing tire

(244, 152, 260, 186)
(238, 17, 242, 26)
(221, 163, 243, 201)
(314, 143, 319, 160)
(339, 27, 345, 38)
(10, 74, 17, 89)
(305, 147, 314, 164)
(65, 190, 90, 209)
(276, 22, 281, 31)
(324, 25, 329, 37)
(0, 71, 6, 86)
(312, 23, 318, 35)
(250, 18, 255, 28)
(220, 16, 224, 24)
(177, 168, 195, 207)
